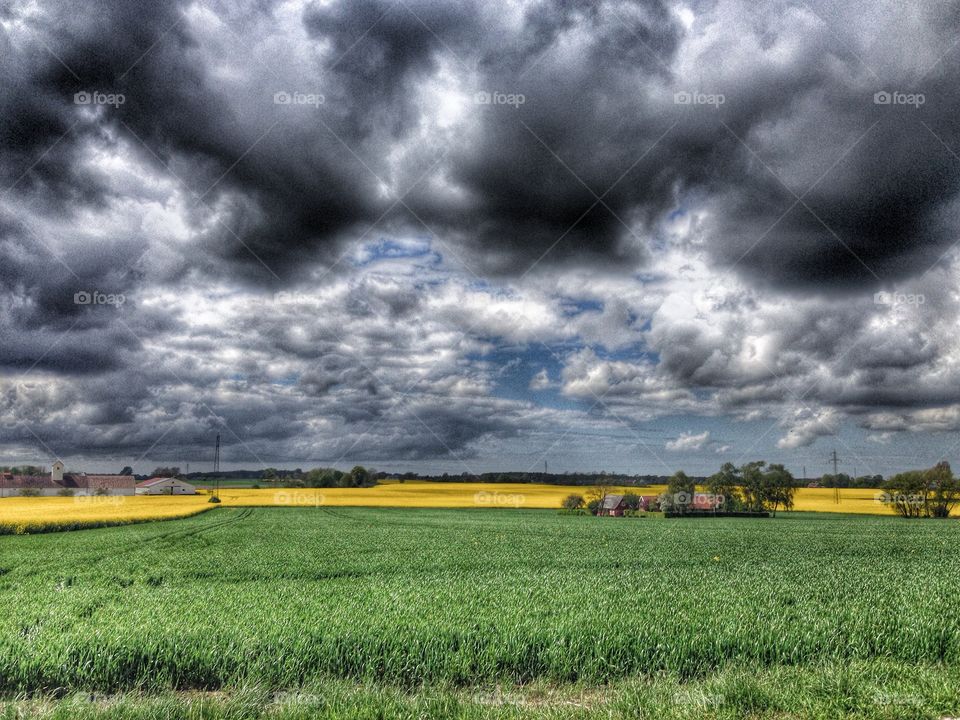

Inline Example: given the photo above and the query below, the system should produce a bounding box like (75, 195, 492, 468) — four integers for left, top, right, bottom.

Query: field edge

(4, 660, 959, 719)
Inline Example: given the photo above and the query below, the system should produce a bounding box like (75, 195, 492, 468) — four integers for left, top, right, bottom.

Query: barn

(599, 494, 627, 516)
(0, 460, 135, 497)
(136, 477, 198, 495)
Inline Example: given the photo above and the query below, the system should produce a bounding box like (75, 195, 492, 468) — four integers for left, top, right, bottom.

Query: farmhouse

(0, 460, 135, 497)
(599, 494, 627, 516)
(637, 495, 658, 511)
(136, 477, 197, 495)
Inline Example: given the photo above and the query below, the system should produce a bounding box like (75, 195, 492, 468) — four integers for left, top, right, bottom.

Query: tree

(883, 470, 929, 518)
(740, 461, 767, 513)
(350, 466, 372, 487)
(119, 466, 133, 476)
(763, 464, 796, 517)
(151, 466, 180, 478)
(820, 473, 852, 488)
(304, 468, 345, 488)
(927, 461, 960, 518)
(706, 463, 742, 510)
(585, 484, 613, 512)
(739, 461, 795, 515)
(883, 462, 960, 518)
(562, 494, 584, 510)
(622, 493, 642, 511)
(262, 468, 278, 482)
(661, 470, 695, 514)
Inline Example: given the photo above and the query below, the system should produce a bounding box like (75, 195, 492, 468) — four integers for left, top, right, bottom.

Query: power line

(830, 449, 840, 504)
(213, 432, 221, 500)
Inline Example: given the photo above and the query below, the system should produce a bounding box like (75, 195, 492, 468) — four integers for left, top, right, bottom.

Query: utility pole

(213, 433, 221, 501)
(830, 450, 840, 504)
(802, 465, 806, 484)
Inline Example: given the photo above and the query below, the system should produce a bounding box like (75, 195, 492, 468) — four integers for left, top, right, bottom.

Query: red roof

(1, 475, 58, 489)
(72, 474, 136, 489)
(1, 473, 134, 490)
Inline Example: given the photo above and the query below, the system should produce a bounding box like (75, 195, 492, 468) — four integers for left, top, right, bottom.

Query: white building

(135, 477, 198, 495)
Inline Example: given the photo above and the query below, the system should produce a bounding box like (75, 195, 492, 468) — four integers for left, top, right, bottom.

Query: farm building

(0, 461, 135, 497)
(599, 494, 627, 516)
(136, 477, 197, 495)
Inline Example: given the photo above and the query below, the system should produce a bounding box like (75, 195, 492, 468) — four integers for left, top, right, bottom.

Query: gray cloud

(2, 0, 960, 471)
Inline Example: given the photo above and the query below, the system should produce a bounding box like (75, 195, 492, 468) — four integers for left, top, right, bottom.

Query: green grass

(1, 508, 958, 717)
(4, 662, 960, 719)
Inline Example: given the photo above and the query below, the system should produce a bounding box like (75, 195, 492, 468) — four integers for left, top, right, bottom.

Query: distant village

(0, 460, 198, 497)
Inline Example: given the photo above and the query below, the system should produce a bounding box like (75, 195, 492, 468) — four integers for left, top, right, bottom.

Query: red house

(599, 494, 627, 516)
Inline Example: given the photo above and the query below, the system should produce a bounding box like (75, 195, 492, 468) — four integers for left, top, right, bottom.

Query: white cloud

(666, 430, 711, 451)
(776, 409, 839, 449)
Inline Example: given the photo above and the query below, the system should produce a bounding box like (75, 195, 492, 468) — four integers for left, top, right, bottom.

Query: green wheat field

(2, 507, 959, 718)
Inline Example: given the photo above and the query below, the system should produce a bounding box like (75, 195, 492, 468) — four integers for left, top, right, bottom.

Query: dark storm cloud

(4, 0, 960, 468)
(3, 0, 959, 287)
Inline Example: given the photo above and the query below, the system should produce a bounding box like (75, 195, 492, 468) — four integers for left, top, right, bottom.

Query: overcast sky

(1, 0, 960, 476)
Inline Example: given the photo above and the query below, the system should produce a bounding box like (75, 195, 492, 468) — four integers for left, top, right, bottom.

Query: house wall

(0, 487, 135, 497)
(136, 480, 196, 495)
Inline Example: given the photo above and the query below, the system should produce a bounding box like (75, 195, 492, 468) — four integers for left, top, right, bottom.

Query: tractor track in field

(149, 506, 255, 545)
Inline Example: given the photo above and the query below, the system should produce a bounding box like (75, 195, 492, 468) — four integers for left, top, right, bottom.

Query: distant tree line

(392, 471, 686, 486)
(814, 473, 884, 488)
(674, 462, 790, 516)
(0, 465, 46, 475)
(261, 466, 375, 489)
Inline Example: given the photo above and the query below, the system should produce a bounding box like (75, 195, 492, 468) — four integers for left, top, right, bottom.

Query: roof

(600, 494, 625, 509)
(73, 474, 136, 489)
(1, 474, 60, 489)
(136, 476, 192, 488)
(1, 473, 135, 490)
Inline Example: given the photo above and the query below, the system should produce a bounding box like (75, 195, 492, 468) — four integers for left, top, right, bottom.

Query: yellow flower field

(220, 482, 900, 514)
(0, 495, 211, 534)
(216, 481, 646, 509)
(0, 482, 920, 534)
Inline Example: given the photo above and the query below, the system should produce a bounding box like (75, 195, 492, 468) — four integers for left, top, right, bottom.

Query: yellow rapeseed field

(0, 495, 212, 534)
(216, 481, 647, 509)
(0, 482, 914, 534)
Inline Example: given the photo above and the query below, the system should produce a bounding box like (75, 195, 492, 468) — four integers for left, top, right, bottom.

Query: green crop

(0, 507, 958, 694)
